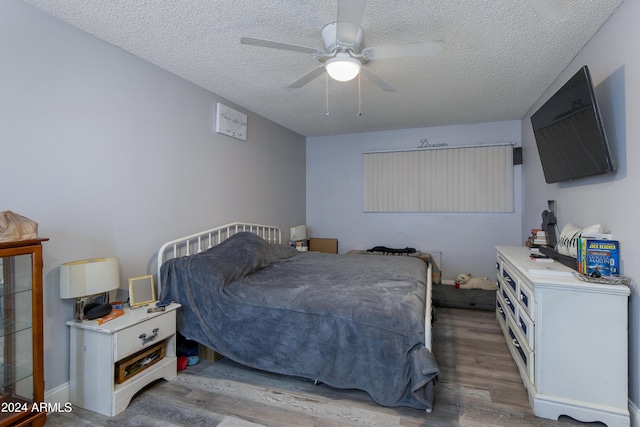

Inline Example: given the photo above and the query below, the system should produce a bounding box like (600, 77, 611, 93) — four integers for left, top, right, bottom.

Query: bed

(157, 222, 439, 411)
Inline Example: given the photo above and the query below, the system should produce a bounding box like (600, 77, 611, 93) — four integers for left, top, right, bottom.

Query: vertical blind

(363, 144, 514, 213)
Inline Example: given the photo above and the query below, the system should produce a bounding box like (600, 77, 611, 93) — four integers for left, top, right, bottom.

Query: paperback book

(577, 232, 613, 273)
(529, 245, 553, 262)
(94, 309, 125, 325)
(584, 239, 620, 277)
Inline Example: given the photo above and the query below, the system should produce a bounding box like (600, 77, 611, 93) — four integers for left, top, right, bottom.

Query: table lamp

(290, 225, 307, 251)
(60, 257, 120, 321)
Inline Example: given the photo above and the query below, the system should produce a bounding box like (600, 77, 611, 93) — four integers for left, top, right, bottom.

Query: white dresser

(495, 246, 630, 427)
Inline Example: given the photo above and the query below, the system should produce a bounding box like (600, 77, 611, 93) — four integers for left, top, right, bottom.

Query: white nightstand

(67, 303, 181, 416)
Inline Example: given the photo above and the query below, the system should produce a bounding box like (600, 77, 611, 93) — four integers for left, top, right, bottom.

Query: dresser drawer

(517, 310, 535, 349)
(501, 266, 517, 293)
(501, 288, 517, 317)
(507, 319, 534, 384)
(496, 297, 507, 323)
(499, 282, 535, 349)
(115, 310, 176, 361)
(517, 281, 535, 321)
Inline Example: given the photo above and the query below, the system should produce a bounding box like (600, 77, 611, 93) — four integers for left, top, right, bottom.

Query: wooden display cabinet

(0, 239, 47, 427)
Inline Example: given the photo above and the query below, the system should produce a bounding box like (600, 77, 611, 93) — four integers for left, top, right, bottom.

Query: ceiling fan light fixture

(325, 54, 361, 82)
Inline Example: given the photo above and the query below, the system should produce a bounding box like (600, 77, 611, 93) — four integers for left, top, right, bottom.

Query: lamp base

(73, 293, 111, 321)
(321, 22, 364, 52)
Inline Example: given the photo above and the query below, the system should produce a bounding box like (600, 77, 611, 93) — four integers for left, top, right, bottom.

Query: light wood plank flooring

(46, 307, 606, 426)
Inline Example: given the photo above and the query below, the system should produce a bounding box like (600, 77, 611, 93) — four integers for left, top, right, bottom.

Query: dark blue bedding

(160, 232, 439, 410)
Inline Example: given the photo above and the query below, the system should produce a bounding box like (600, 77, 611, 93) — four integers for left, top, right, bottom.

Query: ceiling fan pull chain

(358, 73, 362, 117)
(325, 73, 330, 116)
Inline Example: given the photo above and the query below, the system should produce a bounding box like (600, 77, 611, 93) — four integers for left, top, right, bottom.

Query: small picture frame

(215, 103, 247, 141)
(128, 275, 157, 308)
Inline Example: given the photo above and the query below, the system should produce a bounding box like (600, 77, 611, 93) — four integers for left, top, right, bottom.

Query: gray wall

(306, 121, 523, 281)
(1, 0, 306, 393)
(521, 0, 640, 417)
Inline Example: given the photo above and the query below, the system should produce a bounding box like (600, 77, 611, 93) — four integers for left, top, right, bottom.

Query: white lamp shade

(325, 54, 361, 82)
(60, 257, 120, 298)
(290, 225, 307, 242)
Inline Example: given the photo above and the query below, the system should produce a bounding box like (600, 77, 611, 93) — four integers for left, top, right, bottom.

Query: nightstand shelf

(67, 303, 180, 416)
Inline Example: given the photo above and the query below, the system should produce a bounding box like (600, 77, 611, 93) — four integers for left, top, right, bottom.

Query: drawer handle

(497, 307, 504, 314)
(512, 338, 520, 348)
(139, 328, 159, 345)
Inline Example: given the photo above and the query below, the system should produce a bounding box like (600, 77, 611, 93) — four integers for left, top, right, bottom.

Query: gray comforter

(160, 232, 439, 410)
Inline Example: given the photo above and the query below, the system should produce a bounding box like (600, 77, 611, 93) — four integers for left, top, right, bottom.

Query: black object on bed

(160, 232, 439, 410)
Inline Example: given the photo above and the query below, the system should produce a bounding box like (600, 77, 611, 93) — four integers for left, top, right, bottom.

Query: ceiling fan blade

(337, 0, 367, 27)
(240, 37, 319, 54)
(359, 68, 397, 92)
(336, 0, 367, 44)
(287, 66, 326, 89)
(364, 40, 445, 60)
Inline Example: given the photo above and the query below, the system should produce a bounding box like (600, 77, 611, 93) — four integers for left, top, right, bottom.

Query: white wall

(1, 0, 305, 393)
(306, 121, 522, 281)
(521, 0, 640, 417)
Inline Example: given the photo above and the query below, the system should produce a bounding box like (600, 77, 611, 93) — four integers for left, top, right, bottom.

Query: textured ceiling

(22, 0, 623, 137)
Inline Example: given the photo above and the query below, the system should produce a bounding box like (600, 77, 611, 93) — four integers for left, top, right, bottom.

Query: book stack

(533, 229, 548, 246)
(530, 246, 553, 263)
(526, 229, 553, 262)
(527, 229, 548, 247)
(577, 233, 619, 277)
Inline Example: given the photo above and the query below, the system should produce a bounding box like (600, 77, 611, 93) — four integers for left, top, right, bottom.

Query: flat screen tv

(530, 66, 615, 183)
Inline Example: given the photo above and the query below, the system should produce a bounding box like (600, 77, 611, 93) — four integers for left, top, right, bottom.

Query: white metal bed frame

(157, 222, 281, 290)
(156, 221, 432, 351)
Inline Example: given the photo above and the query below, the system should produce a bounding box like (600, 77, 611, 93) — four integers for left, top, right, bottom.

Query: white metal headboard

(156, 222, 281, 293)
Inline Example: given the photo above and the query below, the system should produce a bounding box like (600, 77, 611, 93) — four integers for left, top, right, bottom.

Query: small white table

(67, 303, 181, 416)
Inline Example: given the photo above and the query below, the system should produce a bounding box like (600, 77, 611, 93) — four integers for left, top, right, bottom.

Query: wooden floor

(46, 307, 605, 426)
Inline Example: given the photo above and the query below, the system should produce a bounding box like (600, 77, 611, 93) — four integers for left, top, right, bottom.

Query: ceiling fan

(240, 0, 444, 92)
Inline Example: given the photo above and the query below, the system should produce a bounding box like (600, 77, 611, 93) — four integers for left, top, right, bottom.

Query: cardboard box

(308, 238, 338, 254)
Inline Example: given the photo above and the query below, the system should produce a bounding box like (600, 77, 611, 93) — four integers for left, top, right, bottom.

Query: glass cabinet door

(1, 253, 35, 403)
(0, 240, 46, 427)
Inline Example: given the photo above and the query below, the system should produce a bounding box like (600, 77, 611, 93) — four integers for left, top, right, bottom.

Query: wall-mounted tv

(530, 66, 615, 184)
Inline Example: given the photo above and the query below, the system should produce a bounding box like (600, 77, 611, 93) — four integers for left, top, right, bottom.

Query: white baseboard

(45, 382, 70, 406)
(630, 399, 640, 427)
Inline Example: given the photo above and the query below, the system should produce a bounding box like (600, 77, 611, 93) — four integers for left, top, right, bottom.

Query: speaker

(541, 210, 557, 247)
(513, 147, 523, 165)
(84, 302, 113, 320)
